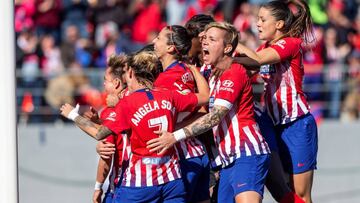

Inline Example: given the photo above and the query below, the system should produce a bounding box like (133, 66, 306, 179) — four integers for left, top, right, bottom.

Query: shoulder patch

(105, 112, 116, 121)
(275, 39, 286, 49)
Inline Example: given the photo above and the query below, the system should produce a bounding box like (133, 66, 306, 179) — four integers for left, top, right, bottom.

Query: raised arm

(188, 64, 210, 105)
(234, 43, 281, 70)
(60, 103, 113, 141)
(180, 105, 228, 137)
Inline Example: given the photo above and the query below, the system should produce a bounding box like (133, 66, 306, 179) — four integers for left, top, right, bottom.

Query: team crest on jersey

(106, 112, 116, 121)
(260, 64, 276, 74)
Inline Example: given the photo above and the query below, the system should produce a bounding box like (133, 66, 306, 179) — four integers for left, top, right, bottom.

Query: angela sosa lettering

(132, 100, 174, 126)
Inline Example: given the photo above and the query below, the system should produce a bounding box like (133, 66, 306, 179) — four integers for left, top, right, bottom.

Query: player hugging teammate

(61, 1, 317, 202)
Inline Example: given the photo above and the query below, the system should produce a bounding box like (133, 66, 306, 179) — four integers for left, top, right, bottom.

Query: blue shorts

(114, 179, 185, 203)
(218, 154, 270, 202)
(255, 111, 278, 152)
(102, 191, 113, 203)
(179, 154, 210, 202)
(275, 113, 318, 174)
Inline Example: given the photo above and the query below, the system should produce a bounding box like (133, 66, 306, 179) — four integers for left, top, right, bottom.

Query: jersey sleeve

(104, 135, 115, 143)
(269, 38, 301, 60)
(174, 70, 195, 93)
(102, 100, 130, 135)
(99, 108, 116, 143)
(214, 64, 246, 109)
(172, 90, 199, 113)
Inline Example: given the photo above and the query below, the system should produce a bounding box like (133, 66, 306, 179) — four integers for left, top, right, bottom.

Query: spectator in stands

(129, 0, 164, 45)
(183, 0, 217, 23)
(324, 27, 351, 118)
(302, 26, 326, 123)
(61, 0, 89, 40)
(60, 25, 92, 68)
(39, 34, 64, 79)
(15, 0, 36, 35)
(341, 50, 360, 121)
(233, 2, 256, 33)
(165, 0, 186, 25)
(348, 14, 360, 52)
(94, 22, 124, 68)
(88, 0, 129, 48)
(16, 29, 39, 67)
(15, 0, 360, 123)
(308, 0, 328, 27)
(45, 62, 101, 120)
(16, 29, 44, 123)
(326, 0, 352, 45)
(34, 0, 62, 44)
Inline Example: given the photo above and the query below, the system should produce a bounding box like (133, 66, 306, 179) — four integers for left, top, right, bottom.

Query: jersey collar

(164, 60, 185, 72)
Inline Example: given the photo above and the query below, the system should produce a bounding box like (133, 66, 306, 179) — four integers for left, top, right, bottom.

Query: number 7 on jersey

(148, 115, 169, 136)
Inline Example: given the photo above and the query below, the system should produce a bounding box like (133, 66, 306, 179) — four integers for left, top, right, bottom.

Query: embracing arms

(147, 105, 229, 154)
(233, 43, 281, 70)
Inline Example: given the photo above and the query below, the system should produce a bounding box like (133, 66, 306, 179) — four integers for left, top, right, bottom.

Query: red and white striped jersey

(257, 37, 310, 125)
(100, 107, 131, 192)
(100, 91, 131, 191)
(199, 64, 212, 83)
(209, 63, 270, 167)
(154, 61, 205, 159)
(103, 88, 199, 187)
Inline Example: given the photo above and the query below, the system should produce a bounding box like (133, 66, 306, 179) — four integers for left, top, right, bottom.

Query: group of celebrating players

(60, 0, 318, 202)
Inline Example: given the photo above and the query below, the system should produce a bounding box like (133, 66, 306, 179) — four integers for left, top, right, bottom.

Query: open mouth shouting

(202, 47, 211, 65)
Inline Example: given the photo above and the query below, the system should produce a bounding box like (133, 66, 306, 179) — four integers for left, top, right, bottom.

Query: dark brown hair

(185, 14, 215, 39)
(166, 25, 192, 61)
(262, 0, 314, 43)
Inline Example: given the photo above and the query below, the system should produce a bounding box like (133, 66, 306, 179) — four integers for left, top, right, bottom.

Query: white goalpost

(0, 0, 19, 202)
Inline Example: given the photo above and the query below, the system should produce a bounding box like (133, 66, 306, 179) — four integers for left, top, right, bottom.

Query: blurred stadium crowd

(15, 0, 360, 123)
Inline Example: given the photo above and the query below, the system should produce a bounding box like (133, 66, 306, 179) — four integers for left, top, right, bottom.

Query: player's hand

(187, 63, 197, 70)
(106, 94, 119, 107)
(187, 63, 201, 76)
(92, 189, 103, 203)
(83, 107, 100, 124)
(147, 131, 176, 155)
(60, 103, 79, 121)
(96, 140, 115, 159)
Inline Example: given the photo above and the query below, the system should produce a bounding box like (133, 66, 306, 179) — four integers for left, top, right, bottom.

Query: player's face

(201, 27, 227, 66)
(152, 27, 171, 59)
(256, 7, 279, 41)
(103, 68, 121, 94)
